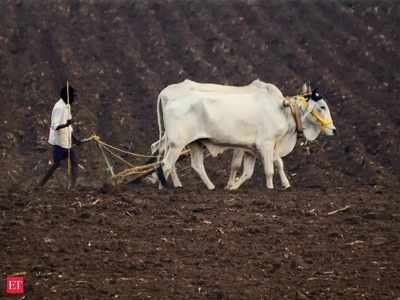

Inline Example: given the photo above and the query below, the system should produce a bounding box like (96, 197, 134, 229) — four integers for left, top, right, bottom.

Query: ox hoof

(227, 184, 240, 191)
(207, 185, 216, 190)
(282, 184, 291, 190)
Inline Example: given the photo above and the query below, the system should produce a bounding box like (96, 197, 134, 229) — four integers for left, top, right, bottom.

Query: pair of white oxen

(149, 79, 336, 190)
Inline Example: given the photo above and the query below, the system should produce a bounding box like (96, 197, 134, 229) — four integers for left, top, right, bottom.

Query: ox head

(299, 83, 336, 140)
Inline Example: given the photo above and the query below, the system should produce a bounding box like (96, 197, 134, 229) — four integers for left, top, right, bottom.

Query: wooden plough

(85, 134, 190, 185)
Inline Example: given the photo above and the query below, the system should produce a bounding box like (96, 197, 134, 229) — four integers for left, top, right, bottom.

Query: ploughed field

(1, 1, 400, 299)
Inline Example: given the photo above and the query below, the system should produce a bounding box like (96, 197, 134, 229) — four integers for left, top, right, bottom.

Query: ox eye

(320, 106, 326, 110)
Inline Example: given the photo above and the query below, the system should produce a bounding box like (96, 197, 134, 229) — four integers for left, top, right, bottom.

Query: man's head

(60, 85, 75, 104)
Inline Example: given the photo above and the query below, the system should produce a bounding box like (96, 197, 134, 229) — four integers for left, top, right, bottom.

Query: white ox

(151, 79, 282, 190)
(156, 80, 336, 189)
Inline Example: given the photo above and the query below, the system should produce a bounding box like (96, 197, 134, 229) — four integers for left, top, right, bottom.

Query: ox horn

(306, 81, 312, 94)
(301, 82, 309, 95)
(301, 81, 312, 96)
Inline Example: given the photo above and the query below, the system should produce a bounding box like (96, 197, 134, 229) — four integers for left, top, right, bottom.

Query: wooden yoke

(290, 101, 303, 134)
(283, 97, 303, 134)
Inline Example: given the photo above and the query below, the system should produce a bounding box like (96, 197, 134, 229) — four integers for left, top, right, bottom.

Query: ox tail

(156, 92, 168, 187)
(156, 93, 164, 162)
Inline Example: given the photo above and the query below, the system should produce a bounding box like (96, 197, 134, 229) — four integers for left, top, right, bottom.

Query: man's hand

(72, 135, 83, 146)
(80, 137, 94, 143)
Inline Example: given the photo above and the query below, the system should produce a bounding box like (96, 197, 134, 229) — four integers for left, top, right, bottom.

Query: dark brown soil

(1, 1, 400, 299)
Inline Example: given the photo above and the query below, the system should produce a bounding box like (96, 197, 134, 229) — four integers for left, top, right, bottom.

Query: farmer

(38, 84, 84, 188)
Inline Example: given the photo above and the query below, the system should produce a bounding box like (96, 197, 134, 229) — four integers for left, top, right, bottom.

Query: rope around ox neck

(298, 97, 333, 128)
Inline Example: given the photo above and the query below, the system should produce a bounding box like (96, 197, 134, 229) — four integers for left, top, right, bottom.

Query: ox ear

(306, 81, 312, 94)
(301, 81, 312, 95)
(301, 82, 308, 95)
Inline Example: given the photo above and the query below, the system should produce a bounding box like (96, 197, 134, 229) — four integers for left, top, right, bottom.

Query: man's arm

(55, 119, 72, 131)
(51, 105, 72, 131)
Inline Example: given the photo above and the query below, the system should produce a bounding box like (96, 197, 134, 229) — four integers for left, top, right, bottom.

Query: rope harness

(284, 94, 333, 133)
(86, 134, 190, 183)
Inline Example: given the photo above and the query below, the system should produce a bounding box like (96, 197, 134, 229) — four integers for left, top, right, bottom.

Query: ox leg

(228, 153, 256, 190)
(153, 166, 182, 188)
(170, 167, 183, 188)
(189, 143, 215, 190)
(258, 141, 275, 189)
(226, 149, 244, 189)
(157, 167, 182, 189)
(274, 156, 290, 190)
(161, 145, 185, 188)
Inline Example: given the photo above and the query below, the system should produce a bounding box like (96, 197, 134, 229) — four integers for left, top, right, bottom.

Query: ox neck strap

(299, 98, 333, 128)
